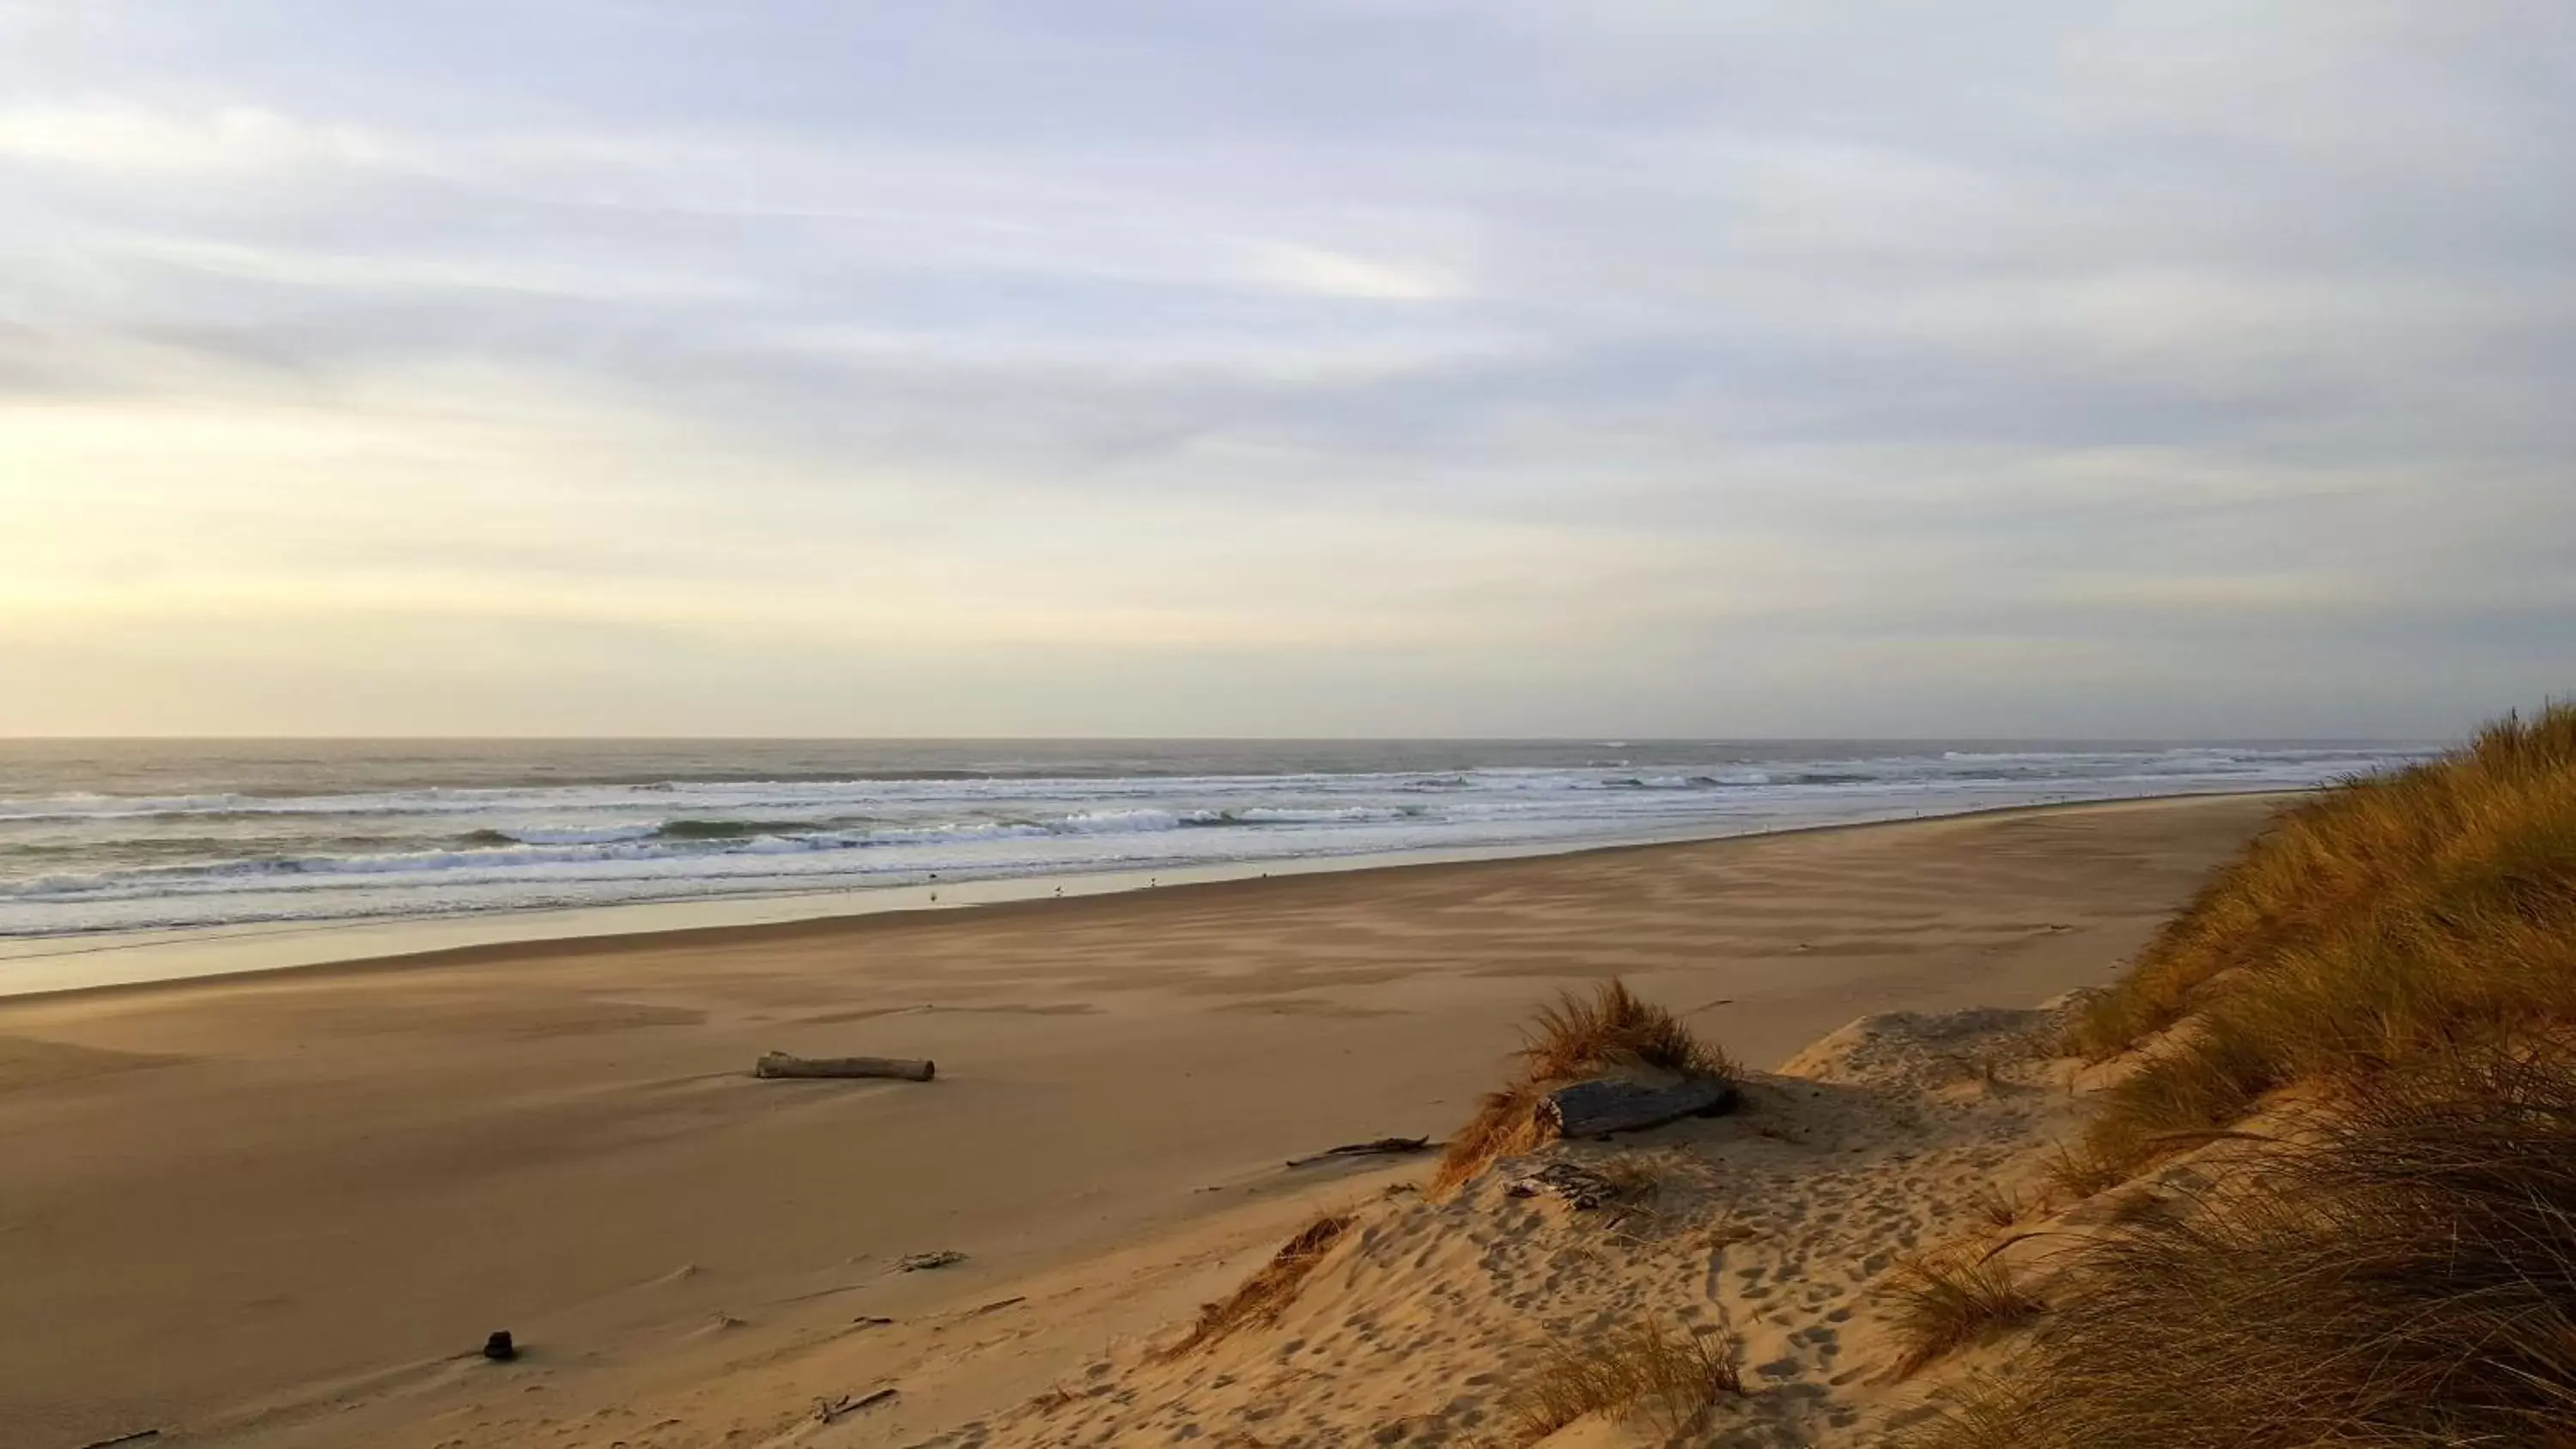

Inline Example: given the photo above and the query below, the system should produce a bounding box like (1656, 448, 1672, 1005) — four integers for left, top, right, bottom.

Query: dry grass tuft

(1430, 1085, 1552, 1197)
(1161, 1211, 1354, 1358)
(1882, 1250, 2046, 1377)
(1509, 1316, 1742, 1441)
(1431, 979, 1735, 1196)
(2058, 703, 2576, 1183)
(1905, 1050, 2576, 1448)
(1970, 1180, 2023, 1228)
(2040, 1142, 2125, 1202)
(1519, 978, 1732, 1082)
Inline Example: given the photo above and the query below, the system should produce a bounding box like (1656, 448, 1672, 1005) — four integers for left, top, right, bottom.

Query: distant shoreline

(3, 737, 2427, 955)
(0, 788, 2300, 1001)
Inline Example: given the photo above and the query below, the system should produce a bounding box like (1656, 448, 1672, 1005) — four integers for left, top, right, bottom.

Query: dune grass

(1519, 978, 1731, 1082)
(2058, 703, 2576, 1180)
(1969, 1180, 2023, 1228)
(2038, 1141, 2126, 1201)
(1895, 701, 2576, 1443)
(1508, 1316, 1742, 1442)
(1161, 1210, 1354, 1358)
(1431, 1085, 1558, 1198)
(1431, 979, 1735, 1197)
(1883, 1250, 2045, 1378)
(1910, 1050, 2576, 1448)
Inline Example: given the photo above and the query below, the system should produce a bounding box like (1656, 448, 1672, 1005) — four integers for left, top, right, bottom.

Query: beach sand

(0, 795, 2278, 1449)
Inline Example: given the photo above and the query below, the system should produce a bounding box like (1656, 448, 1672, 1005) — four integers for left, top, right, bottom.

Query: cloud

(1248, 242, 1462, 300)
(2, 2, 2572, 736)
(0, 102, 388, 174)
(113, 236, 765, 304)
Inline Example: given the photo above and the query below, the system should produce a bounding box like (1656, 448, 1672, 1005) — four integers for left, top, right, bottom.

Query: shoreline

(0, 788, 2296, 1002)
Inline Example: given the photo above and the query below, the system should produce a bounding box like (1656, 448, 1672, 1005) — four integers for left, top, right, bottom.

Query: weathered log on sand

(756, 1052, 937, 1082)
(1541, 1075, 1736, 1138)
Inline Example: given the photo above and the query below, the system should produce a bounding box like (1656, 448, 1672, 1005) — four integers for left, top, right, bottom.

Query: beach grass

(1431, 979, 1735, 1196)
(1882, 1250, 2045, 1378)
(1517, 978, 1731, 1082)
(1507, 1315, 1741, 1442)
(1910, 1051, 2576, 1448)
(2060, 702, 2576, 1179)
(1905, 700, 2576, 1444)
(1162, 1210, 1355, 1358)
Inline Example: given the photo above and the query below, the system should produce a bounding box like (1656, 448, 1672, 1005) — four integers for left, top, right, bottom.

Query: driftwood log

(1285, 1136, 1434, 1168)
(756, 1052, 936, 1082)
(1541, 1075, 1737, 1138)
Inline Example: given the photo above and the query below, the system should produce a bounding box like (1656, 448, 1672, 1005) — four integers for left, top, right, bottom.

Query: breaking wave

(0, 741, 2443, 938)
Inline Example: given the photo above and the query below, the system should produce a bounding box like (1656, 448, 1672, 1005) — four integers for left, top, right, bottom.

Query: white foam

(0, 744, 2444, 940)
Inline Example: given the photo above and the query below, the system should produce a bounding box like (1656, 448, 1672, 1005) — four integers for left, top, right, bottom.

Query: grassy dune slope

(1923, 702, 2576, 1447)
(2070, 702, 2576, 1175)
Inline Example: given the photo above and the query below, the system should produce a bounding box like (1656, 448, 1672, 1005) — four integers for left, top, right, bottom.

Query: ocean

(0, 738, 2435, 942)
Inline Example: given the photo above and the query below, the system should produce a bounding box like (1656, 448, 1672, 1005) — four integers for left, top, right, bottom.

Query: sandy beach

(0, 795, 2279, 1449)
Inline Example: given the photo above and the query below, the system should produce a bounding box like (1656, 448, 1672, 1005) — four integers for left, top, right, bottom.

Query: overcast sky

(4, 3, 2571, 738)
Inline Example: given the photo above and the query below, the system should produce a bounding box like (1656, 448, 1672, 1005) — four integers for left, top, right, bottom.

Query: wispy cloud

(1249, 242, 1463, 301)
(0, 102, 388, 173)
(3, 2, 2571, 735)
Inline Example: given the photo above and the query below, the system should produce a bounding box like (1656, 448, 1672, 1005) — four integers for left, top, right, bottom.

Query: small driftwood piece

(1505, 1161, 1619, 1210)
(815, 1387, 899, 1423)
(1285, 1136, 1434, 1168)
(899, 1250, 967, 1272)
(756, 1052, 936, 1082)
(1541, 1076, 1737, 1139)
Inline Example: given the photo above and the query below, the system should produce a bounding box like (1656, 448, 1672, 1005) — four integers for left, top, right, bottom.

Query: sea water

(0, 738, 2434, 942)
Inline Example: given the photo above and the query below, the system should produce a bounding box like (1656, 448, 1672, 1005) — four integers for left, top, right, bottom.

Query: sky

(3, 3, 2572, 739)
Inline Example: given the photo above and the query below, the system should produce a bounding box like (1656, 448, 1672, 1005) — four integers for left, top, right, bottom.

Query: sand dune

(0, 796, 2279, 1449)
(963, 997, 2094, 1447)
